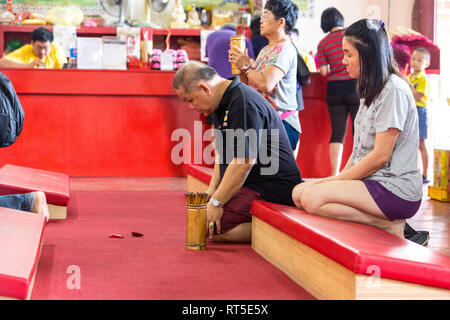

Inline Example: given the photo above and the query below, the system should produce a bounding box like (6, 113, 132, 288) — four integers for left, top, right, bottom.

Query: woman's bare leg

(292, 179, 323, 209)
(296, 180, 405, 238)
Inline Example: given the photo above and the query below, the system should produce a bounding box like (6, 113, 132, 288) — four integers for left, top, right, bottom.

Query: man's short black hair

(31, 27, 53, 43)
(320, 7, 344, 33)
(265, 0, 298, 35)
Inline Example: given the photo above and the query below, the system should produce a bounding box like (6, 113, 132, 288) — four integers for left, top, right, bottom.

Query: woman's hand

(206, 202, 223, 239)
(228, 46, 251, 70)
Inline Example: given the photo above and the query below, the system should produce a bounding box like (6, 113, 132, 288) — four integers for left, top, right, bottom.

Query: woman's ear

(278, 17, 286, 29)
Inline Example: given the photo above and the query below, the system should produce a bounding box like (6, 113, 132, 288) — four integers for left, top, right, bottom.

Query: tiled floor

(70, 177, 450, 256)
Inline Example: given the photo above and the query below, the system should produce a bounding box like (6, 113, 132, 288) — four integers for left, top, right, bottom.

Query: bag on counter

(0, 73, 24, 147)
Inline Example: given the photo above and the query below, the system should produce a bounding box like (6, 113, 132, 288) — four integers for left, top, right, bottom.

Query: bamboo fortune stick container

(185, 192, 208, 250)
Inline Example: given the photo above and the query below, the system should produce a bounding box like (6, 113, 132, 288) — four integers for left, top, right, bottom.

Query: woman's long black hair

(344, 19, 403, 107)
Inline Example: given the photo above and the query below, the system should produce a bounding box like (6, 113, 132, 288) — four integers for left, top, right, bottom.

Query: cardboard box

(432, 149, 450, 190)
(429, 149, 450, 201)
(428, 186, 450, 202)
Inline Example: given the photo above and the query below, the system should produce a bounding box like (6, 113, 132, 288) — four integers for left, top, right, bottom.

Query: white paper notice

(160, 51, 174, 71)
(77, 37, 103, 69)
(102, 37, 127, 70)
(53, 26, 77, 57)
(200, 30, 215, 62)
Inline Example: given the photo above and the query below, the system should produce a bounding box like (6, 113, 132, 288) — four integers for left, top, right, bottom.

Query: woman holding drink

(228, 0, 301, 156)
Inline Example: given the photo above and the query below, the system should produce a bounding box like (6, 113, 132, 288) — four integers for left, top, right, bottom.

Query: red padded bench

(0, 207, 46, 300)
(0, 164, 70, 219)
(187, 165, 213, 193)
(186, 164, 450, 299)
(251, 200, 450, 300)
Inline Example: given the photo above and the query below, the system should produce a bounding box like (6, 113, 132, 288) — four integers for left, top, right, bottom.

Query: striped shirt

(316, 29, 351, 81)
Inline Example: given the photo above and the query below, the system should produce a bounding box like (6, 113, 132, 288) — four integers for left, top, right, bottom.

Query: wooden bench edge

(252, 216, 450, 300)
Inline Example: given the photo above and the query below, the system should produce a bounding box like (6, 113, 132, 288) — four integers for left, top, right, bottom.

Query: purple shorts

(363, 180, 421, 221)
(218, 186, 263, 234)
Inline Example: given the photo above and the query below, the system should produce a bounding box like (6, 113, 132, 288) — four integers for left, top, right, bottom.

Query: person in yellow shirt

(408, 48, 431, 183)
(0, 27, 67, 69)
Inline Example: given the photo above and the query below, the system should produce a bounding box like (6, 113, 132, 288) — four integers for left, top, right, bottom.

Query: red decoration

(391, 33, 440, 73)
(6, 0, 13, 13)
(109, 234, 124, 239)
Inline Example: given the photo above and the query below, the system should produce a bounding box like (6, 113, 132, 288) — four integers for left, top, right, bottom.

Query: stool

(0, 164, 70, 219)
(0, 207, 46, 299)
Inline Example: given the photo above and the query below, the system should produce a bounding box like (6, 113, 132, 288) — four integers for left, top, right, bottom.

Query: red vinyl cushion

(0, 207, 46, 299)
(251, 200, 450, 290)
(0, 164, 70, 206)
(187, 165, 213, 185)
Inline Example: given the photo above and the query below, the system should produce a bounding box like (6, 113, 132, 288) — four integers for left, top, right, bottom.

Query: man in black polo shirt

(173, 61, 302, 242)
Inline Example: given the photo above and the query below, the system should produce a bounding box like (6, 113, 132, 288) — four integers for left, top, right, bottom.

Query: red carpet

(32, 191, 315, 300)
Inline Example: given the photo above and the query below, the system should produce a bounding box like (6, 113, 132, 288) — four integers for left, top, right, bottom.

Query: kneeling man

(173, 61, 302, 242)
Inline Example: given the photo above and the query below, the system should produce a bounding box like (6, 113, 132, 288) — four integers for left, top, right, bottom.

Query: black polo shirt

(209, 77, 302, 206)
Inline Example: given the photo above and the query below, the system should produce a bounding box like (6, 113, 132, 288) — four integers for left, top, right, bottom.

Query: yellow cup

(230, 35, 245, 75)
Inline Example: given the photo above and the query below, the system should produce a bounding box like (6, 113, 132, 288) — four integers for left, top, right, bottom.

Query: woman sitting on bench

(292, 19, 422, 238)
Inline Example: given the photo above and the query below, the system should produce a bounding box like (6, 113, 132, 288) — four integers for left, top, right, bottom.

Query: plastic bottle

(200, 9, 208, 26)
(236, 8, 251, 36)
(68, 31, 77, 68)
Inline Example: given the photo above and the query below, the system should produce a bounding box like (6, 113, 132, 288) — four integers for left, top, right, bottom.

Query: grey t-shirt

(353, 74, 422, 201)
(253, 40, 300, 133)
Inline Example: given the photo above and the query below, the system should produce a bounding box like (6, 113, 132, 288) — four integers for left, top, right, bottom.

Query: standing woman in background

(316, 7, 359, 176)
(229, 0, 300, 157)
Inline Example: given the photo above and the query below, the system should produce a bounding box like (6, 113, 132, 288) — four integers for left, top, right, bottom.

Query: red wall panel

(0, 69, 353, 178)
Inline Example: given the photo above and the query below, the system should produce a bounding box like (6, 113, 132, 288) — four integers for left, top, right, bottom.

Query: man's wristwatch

(209, 197, 224, 208)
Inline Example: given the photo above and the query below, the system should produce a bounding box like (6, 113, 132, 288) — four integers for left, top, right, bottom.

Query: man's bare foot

(32, 191, 49, 222)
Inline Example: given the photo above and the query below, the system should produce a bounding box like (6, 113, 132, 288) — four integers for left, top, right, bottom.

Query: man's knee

(211, 222, 252, 243)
